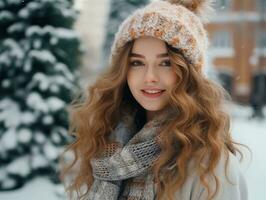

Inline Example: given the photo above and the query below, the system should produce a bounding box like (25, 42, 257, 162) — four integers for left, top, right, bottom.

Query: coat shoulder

(173, 152, 248, 200)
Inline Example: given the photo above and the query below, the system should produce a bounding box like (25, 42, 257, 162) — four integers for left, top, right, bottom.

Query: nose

(144, 65, 159, 83)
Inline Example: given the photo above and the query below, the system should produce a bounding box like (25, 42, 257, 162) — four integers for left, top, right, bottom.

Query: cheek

(163, 72, 178, 88)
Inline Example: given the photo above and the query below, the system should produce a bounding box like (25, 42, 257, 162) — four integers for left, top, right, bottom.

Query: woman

(60, 0, 248, 199)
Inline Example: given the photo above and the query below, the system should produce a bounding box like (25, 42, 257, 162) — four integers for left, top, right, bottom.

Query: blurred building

(207, 0, 266, 104)
(74, 0, 110, 87)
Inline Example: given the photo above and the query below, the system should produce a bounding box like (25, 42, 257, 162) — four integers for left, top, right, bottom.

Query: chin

(141, 104, 165, 111)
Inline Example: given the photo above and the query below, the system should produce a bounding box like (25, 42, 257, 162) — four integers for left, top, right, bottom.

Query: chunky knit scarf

(86, 115, 167, 200)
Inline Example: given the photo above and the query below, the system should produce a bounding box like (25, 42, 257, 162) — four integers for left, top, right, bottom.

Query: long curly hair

(59, 40, 244, 200)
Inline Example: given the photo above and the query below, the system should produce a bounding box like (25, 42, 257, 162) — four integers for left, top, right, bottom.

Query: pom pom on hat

(164, 0, 214, 23)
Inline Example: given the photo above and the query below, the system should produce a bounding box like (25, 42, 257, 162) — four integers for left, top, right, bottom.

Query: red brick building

(206, 0, 266, 103)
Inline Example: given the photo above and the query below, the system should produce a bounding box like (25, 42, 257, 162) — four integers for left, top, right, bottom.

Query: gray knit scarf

(86, 115, 166, 200)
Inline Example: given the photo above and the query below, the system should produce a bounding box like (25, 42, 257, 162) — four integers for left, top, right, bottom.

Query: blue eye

(130, 60, 144, 66)
(160, 60, 171, 67)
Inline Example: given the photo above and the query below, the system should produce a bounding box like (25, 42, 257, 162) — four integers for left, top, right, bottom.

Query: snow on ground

(230, 104, 266, 200)
(0, 177, 65, 200)
(0, 104, 265, 200)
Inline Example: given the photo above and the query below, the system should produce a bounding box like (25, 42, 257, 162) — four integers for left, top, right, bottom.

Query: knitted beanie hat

(109, 0, 214, 70)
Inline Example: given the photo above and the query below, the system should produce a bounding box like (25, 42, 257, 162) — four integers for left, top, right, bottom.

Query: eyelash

(129, 60, 171, 67)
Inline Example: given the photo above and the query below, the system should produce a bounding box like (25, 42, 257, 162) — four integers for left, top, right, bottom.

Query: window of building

(256, 0, 266, 11)
(210, 31, 234, 57)
(218, 70, 233, 95)
(211, 31, 233, 48)
(214, 0, 232, 12)
(254, 30, 266, 61)
(256, 31, 266, 48)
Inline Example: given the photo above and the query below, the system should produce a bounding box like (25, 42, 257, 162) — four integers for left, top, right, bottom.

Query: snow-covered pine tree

(0, 0, 83, 191)
(102, 0, 150, 66)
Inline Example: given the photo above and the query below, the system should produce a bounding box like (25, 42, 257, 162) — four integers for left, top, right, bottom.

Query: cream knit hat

(110, 0, 214, 70)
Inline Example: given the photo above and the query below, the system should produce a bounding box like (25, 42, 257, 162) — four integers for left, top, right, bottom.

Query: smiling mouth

(141, 89, 165, 98)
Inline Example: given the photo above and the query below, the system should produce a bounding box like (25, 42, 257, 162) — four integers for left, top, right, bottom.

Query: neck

(146, 106, 174, 122)
(146, 110, 161, 122)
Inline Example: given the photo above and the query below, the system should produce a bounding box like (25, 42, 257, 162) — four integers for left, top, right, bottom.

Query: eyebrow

(130, 52, 169, 58)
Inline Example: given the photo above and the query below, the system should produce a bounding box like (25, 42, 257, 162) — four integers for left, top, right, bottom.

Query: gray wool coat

(172, 152, 248, 200)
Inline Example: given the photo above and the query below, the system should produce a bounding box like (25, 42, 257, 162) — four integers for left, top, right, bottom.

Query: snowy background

(0, 104, 265, 200)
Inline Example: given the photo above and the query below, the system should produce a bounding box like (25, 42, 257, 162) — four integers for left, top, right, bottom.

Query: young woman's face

(127, 36, 178, 117)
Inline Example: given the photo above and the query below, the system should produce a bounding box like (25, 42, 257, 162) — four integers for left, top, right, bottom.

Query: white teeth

(143, 90, 162, 94)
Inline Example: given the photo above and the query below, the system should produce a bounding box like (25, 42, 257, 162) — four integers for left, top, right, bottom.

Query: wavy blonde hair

(59, 40, 244, 200)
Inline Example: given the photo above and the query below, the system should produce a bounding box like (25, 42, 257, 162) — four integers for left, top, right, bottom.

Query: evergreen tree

(102, 0, 149, 66)
(0, 0, 83, 190)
